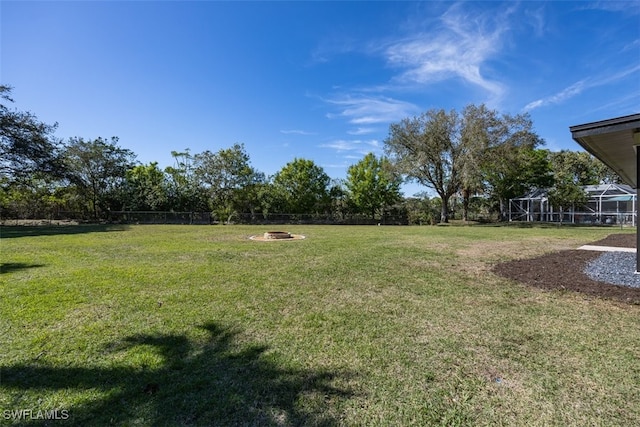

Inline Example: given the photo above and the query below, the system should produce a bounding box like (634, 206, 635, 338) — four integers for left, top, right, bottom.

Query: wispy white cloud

(524, 80, 586, 111)
(622, 39, 640, 53)
(524, 64, 640, 111)
(310, 35, 358, 64)
(322, 162, 352, 170)
(525, 5, 546, 37)
(347, 127, 378, 135)
(320, 138, 382, 156)
(580, 90, 640, 117)
(325, 95, 419, 125)
(280, 129, 316, 135)
(381, 2, 512, 101)
(319, 3, 516, 129)
(581, 1, 640, 15)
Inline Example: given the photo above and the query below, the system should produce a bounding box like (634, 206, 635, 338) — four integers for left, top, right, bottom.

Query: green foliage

(483, 147, 553, 217)
(272, 158, 331, 214)
(63, 137, 137, 218)
(402, 194, 440, 225)
(345, 153, 402, 219)
(385, 105, 546, 223)
(0, 84, 621, 224)
(549, 150, 621, 186)
(0, 175, 63, 218)
(194, 143, 262, 222)
(385, 108, 460, 223)
(0, 85, 63, 182)
(164, 150, 208, 212)
(123, 162, 169, 211)
(547, 153, 592, 223)
(548, 179, 589, 219)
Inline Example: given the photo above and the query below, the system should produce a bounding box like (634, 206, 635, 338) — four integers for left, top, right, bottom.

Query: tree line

(0, 85, 619, 223)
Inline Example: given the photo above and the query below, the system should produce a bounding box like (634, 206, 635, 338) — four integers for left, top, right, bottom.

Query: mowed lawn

(1, 224, 639, 426)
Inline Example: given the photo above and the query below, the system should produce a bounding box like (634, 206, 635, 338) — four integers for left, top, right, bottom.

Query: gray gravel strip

(584, 252, 640, 288)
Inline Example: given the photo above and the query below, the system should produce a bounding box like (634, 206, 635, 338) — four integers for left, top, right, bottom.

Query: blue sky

(2, 1, 639, 196)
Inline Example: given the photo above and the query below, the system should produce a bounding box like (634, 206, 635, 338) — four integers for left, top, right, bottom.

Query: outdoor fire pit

(249, 231, 305, 241)
(263, 231, 292, 240)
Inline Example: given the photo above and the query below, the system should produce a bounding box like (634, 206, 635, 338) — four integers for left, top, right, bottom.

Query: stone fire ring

(249, 231, 306, 241)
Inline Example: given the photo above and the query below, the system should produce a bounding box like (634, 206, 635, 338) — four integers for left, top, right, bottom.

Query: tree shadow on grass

(1, 322, 355, 426)
(0, 263, 45, 274)
(0, 224, 129, 239)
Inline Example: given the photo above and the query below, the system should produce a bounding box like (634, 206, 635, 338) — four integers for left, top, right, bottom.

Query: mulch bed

(492, 233, 640, 305)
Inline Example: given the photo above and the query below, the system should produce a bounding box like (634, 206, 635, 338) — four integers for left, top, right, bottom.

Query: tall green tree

(0, 85, 63, 181)
(458, 104, 498, 221)
(164, 149, 208, 212)
(546, 150, 612, 225)
(384, 108, 461, 223)
(63, 137, 136, 218)
(329, 178, 349, 221)
(272, 158, 331, 214)
(385, 106, 547, 222)
(345, 153, 402, 219)
(483, 147, 553, 219)
(194, 143, 262, 223)
(547, 178, 589, 224)
(479, 112, 551, 219)
(548, 150, 621, 186)
(123, 162, 169, 211)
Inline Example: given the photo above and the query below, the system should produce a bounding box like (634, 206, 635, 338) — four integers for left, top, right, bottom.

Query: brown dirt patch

(492, 233, 640, 305)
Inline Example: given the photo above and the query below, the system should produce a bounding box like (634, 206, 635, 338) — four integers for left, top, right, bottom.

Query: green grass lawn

(1, 224, 638, 426)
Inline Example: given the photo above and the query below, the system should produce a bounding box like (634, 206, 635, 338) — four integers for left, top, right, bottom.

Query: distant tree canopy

(194, 143, 264, 222)
(164, 149, 209, 212)
(1, 85, 626, 223)
(63, 137, 137, 218)
(384, 109, 459, 222)
(548, 150, 621, 186)
(0, 86, 63, 182)
(543, 150, 619, 224)
(123, 162, 169, 211)
(272, 158, 331, 214)
(345, 153, 402, 219)
(384, 104, 547, 222)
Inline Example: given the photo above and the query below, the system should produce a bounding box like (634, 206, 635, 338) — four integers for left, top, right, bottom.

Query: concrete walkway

(578, 245, 637, 253)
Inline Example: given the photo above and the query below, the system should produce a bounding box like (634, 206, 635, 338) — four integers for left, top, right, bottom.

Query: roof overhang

(570, 113, 640, 187)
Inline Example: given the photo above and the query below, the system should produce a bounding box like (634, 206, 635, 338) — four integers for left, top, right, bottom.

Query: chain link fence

(1, 211, 409, 226)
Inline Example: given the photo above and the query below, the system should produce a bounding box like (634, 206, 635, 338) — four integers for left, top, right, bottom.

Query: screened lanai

(509, 183, 637, 225)
(570, 113, 640, 271)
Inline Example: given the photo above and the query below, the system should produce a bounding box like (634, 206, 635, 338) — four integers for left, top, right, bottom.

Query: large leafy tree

(458, 104, 498, 221)
(63, 137, 136, 218)
(0, 85, 63, 181)
(345, 153, 402, 219)
(385, 105, 548, 222)
(384, 108, 462, 223)
(548, 150, 621, 186)
(547, 178, 589, 224)
(272, 158, 331, 214)
(546, 150, 614, 225)
(483, 147, 553, 219)
(479, 114, 551, 219)
(193, 143, 262, 222)
(123, 162, 169, 211)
